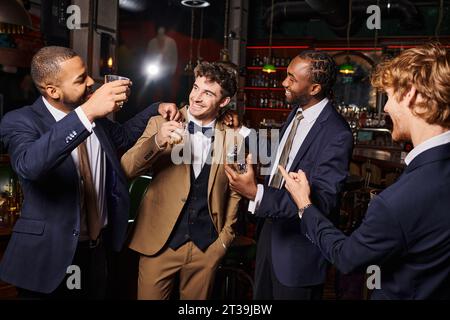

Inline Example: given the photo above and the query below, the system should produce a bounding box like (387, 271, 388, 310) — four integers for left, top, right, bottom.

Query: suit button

(72, 229, 79, 236)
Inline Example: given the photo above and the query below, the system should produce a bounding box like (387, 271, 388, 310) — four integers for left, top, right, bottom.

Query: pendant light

(220, 0, 231, 63)
(184, 8, 196, 74)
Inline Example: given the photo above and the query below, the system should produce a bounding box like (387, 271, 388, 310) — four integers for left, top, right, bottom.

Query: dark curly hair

(194, 61, 238, 98)
(297, 51, 337, 99)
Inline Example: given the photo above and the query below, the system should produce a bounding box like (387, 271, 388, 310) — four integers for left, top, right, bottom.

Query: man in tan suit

(121, 61, 243, 299)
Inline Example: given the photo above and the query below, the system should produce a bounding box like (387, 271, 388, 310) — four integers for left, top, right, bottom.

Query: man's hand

(155, 121, 183, 148)
(224, 154, 257, 200)
(158, 103, 182, 122)
(278, 165, 312, 209)
(81, 80, 131, 122)
(220, 109, 241, 130)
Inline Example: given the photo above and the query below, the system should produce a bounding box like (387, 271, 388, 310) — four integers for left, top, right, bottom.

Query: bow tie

(187, 121, 213, 136)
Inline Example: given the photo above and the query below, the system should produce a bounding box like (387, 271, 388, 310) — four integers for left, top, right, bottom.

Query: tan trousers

(138, 240, 226, 300)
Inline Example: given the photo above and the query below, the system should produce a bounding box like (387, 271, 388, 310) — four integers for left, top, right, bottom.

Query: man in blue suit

(0, 46, 180, 299)
(225, 51, 353, 299)
(280, 43, 450, 299)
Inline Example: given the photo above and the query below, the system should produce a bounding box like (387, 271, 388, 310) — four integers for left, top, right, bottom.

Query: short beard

(62, 97, 84, 109)
(287, 94, 310, 107)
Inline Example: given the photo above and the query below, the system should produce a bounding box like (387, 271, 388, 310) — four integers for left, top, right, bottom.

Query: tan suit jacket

(121, 107, 243, 256)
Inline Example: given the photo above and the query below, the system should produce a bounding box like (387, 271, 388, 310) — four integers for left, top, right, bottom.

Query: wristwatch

(298, 203, 312, 218)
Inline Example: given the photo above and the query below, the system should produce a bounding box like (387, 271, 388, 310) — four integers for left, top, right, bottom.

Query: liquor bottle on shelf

(255, 54, 262, 66)
(271, 74, 278, 87)
(268, 93, 273, 109)
(258, 94, 266, 108)
(274, 57, 280, 67)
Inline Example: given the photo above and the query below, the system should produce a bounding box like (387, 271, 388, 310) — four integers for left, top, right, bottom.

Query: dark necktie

(77, 141, 102, 240)
(269, 110, 304, 189)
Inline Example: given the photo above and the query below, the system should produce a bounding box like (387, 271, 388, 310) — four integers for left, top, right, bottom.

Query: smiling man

(121, 61, 244, 299)
(0, 46, 180, 299)
(280, 43, 450, 300)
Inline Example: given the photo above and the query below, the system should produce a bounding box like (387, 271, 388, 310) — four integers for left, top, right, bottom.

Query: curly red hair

(372, 43, 450, 128)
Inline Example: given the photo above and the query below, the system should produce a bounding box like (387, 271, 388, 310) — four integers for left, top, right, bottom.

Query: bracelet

(298, 203, 312, 218)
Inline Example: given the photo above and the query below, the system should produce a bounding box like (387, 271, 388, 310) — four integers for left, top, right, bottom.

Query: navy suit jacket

(0, 97, 160, 293)
(301, 142, 450, 299)
(255, 101, 353, 287)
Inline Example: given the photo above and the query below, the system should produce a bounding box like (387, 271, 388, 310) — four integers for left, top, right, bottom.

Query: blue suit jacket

(301, 142, 450, 299)
(255, 101, 353, 287)
(0, 97, 160, 293)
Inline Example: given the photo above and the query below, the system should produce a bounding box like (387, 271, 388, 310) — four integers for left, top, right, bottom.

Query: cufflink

(298, 203, 312, 218)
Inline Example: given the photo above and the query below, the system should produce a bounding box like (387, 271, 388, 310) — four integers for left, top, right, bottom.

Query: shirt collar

(187, 109, 216, 129)
(42, 97, 68, 122)
(404, 130, 450, 165)
(298, 97, 329, 123)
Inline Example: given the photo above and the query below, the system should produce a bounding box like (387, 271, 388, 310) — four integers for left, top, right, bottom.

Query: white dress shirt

(43, 97, 107, 240)
(248, 98, 329, 213)
(404, 130, 450, 165)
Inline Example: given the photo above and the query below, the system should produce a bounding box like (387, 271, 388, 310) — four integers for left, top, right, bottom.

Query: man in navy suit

(225, 51, 353, 299)
(280, 43, 450, 299)
(0, 46, 180, 299)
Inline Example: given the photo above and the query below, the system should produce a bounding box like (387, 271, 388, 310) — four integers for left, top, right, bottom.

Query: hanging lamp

(262, 0, 276, 74)
(184, 8, 196, 74)
(339, 0, 354, 75)
(339, 56, 354, 75)
(220, 0, 231, 63)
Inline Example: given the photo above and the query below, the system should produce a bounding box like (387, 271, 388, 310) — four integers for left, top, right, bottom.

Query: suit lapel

(178, 107, 191, 191)
(208, 121, 225, 196)
(32, 97, 58, 127)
